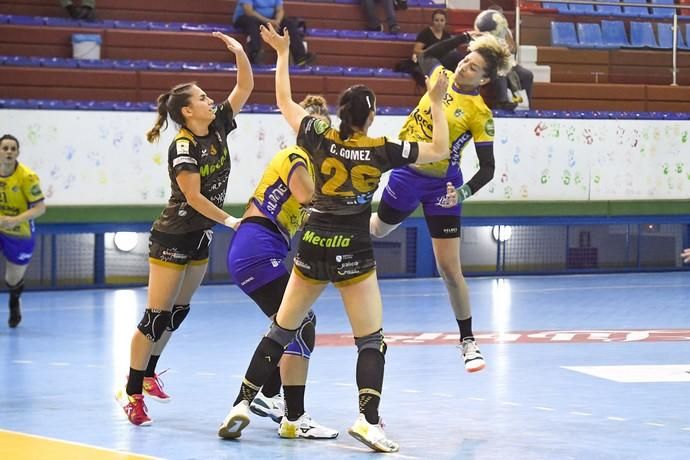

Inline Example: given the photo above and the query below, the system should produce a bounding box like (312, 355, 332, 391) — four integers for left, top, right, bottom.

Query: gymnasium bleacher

(1, 0, 690, 111)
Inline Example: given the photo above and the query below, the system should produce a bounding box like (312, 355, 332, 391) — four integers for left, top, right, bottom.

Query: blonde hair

(299, 94, 331, 124)
(468, 34, 513, 80)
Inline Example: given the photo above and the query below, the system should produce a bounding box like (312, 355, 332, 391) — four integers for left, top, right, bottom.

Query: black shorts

(377, 199, 461, 239)
(293, 214, 376, 287)
(148, 229, 212, 270)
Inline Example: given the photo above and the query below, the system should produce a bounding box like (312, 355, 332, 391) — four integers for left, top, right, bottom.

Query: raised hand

(212, 31, 245, 55)
(682, 248, 690, 263)
(426, 71, 448, 104)
(440, 182, 458, 208)
(259, 22, 290, 55)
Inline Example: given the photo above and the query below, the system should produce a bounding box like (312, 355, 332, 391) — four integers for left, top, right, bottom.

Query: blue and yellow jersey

(251, 145, 315, 241)
(0, 163, 45, 238)
(398, 64, 495, 178)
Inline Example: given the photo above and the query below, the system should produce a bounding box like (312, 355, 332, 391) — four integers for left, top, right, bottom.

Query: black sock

(457, 317, 473, 341)
(8, 279, 24, 304)
(262, 366, 282, 398)
(356, 348, 385, 425)
(127, 368, 145, 396)
(145, 355, 160, 378)
(283, 385, 305, 421)
(233, 337, 284, 406)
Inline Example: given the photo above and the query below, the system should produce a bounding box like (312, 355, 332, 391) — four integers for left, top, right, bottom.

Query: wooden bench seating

(0, 0, 477, 33)
(0, 66, 424, 108)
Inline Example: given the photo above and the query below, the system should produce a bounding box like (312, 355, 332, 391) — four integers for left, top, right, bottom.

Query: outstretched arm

(260, 23, 308, 132)
(415, 73, 450, 163)
(418, 32, 474, 75)
(212, 31, 254, 115)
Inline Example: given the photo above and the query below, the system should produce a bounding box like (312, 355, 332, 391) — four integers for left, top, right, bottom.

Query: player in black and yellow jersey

(115, 31, 253, 427)
(0, 134, 46, 328)
(370, 32, 512, 373)
(226, 95, 337, 439)
(218, 23, 449, 453)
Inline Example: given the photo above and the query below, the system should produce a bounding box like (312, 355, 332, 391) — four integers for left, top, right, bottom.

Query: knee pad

(370, 214, 399, 238)
(265, 320, 298, 348)
(137, 308, 172, 342)
(285, 310, 316, 359)
(167, 304, 190, 331)
(355, 329, 387, 356)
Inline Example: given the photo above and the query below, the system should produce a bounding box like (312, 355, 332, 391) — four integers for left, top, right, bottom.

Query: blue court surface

(1, 272, 689, 459)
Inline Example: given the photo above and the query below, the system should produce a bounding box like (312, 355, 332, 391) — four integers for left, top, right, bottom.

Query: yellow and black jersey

(153, 101, 237, 234)
(250, 145, 314, 241)
(0, 163, 45, 238)
(398, 64, 494, 178)
(297, 116, 420, 216)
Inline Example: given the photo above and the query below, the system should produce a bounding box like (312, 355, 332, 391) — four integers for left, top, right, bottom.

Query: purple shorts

(0, 233, 35, 265)
(227, 217, 289, 295)
(380, 166, 463, 217)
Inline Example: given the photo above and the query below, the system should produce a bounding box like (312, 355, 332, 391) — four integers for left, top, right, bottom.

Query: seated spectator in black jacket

(60, 0, 95, 20)
(396, 9, 461, 87)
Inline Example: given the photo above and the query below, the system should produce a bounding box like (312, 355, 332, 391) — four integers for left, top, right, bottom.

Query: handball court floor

(1, 272, 689, 460)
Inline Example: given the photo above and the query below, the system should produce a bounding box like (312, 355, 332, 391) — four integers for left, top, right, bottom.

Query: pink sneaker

(143, 371, 171, 403)
(115, 388, 152, 426)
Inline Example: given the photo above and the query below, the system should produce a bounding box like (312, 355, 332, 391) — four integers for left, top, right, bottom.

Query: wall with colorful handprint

(1, 109, 687, 205)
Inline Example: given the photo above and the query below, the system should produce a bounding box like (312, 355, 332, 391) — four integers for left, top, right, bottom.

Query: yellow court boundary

(0, 429, 159, 460)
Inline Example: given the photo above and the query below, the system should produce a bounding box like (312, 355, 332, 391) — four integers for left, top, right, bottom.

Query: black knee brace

(7, 279, 24, 299)
(167, 304, 190, 331)
(265, 320, 298, 348)
(355, 329, 387, 356)
(137, 308, 172, 342)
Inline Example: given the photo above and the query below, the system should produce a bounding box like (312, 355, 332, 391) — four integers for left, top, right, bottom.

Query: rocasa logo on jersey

(302, 230, 351, 248)
(199, 149, 227, 177)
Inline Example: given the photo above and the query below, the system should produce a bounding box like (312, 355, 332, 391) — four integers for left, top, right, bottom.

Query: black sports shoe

(8, 296, 21, 328)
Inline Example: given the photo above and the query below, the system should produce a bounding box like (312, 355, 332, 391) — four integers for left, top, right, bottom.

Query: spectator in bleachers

(60, 0, 95, 20)
(115, 31, 253, 427)
(360, 0, 401, 34)
(0, 134, 46, 328)
(396, 9, 459, 87)
(233, 0, 315, 65)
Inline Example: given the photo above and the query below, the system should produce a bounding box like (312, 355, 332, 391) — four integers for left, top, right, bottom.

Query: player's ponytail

(337, 85, 376, 141)
(146, 82, 196, 143)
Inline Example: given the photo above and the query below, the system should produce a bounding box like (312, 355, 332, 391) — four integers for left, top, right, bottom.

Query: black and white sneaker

(460, 338, 485, 373)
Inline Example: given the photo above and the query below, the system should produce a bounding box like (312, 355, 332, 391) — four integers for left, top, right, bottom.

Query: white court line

(194, 372, 216, 376)
(535, 406, 555, 412)
(570, 411, 592, 416)
(501, 401, 521, 407)
(682, 427, 690, 432)
(607, 417, 627, 422)
(334, 382, 354, 387)
(402, 389, 420, 394)
(12, 360, 32, 364)
(645, 422, 665, 427)
(468, 397, 485, 401)
(431, 392, 453, 398)
(326, 442, 419, 459)
(49, 362, 70, 367)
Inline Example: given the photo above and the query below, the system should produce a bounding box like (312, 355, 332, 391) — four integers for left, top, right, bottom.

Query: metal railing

(516, 0, 690, 85)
